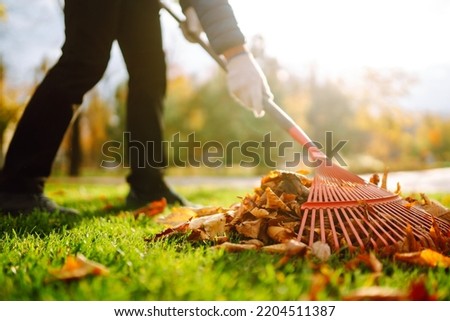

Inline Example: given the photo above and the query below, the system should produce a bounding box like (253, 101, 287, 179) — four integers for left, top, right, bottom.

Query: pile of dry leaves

(147, 170, 450, 267)
(48, 170, 449, 300)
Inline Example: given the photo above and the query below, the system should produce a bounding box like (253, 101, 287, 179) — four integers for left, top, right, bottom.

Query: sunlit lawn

(0, 181, 449, 300)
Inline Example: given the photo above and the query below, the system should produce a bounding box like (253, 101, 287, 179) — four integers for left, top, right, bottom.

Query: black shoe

(125, 187, 190, 209)
(0, 192, 79, 215)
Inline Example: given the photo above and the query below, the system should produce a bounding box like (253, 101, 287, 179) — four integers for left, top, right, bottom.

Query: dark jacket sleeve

(180, 0, 245, 54)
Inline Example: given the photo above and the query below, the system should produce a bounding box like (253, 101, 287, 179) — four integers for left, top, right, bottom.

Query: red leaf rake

(160, 1, 450, 252)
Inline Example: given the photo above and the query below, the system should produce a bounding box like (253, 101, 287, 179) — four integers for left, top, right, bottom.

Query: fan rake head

(297, 162, 450, 252)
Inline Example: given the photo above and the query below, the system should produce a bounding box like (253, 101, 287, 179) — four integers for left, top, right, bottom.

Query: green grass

(0, 182, 449, 301)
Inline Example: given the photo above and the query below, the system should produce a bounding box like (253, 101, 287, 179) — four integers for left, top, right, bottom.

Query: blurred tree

(353, 68, 423, 170)
(61, 90, 112, 175)
(109, 83, 127, 144)
(0, 56, 22, 166)
(417, 114, 450, 165)
(82, 91, 111, 167)
(67, 115, 82, 176)
(0, 2, 7, 21)
(306, 73, 357, 157)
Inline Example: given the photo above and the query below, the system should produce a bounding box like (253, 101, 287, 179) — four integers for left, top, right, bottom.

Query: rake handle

(264, 100, 326, 160)
(160, 0, 326, 161)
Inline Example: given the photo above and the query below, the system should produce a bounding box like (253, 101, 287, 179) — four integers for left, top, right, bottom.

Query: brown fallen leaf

(346, 252, 383, 274)
(132, 198, 167, 218)
(261, 240, 308, 267)
(381, 168, 388, 190)
(262, 240, 308, 255)
(369, 173, 380, 186)
(429, 215, 448, 252)
(241, 239, 265, 247)
(264, 187, 291, 211)
(400, 224, 421, 252)
(285, 239, 309, 257)
(344, 277, 438, 301)
(394, 182, 402, 195)
(193, 206, 228, 217)
(188, 213, 227, 239)
(50, 253, 109, 281)
(211, 242, 259, 252)
(419, 193, 449, 218)
(261, 243, 290, 255)
(236, 219, 264, 239)
(250, 207, 272, 219)
(394, 249, 450, 268)
(267, 226, 296, 243)
(366, 252, 383, 273)
(308, 265, 334, 301)
(186, 228, 210, 241)
(146, 222, 190, 242)
(260, 170, 311, 197)
(343, 286, 406, 301)
(407, 276, 438, 301)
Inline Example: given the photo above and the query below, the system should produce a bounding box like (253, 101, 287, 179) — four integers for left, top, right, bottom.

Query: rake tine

(297, 208, 309, 244)
(327, 208, 340, 251)
(309, 209, 317, 245)
(334, 209, 356, 252)
(319, 209, 326, 243)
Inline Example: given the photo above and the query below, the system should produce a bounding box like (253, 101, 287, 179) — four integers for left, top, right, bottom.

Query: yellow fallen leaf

(394, 249, 450, 268)
(50, 254, 109, 281)
(157, 207, 197, 226)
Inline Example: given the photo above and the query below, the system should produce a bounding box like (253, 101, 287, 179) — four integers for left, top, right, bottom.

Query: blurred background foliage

(1, 2, 449, 177)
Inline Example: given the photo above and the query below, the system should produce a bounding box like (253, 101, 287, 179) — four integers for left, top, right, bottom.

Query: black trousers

(0, 0, 167, 194)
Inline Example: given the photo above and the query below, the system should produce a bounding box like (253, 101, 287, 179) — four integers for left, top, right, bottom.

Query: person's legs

(0, 0, 120, 214)
(117, 0, 187, 206)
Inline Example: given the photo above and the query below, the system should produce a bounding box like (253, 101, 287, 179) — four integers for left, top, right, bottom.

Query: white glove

(226, 52, 273, 118)
(180, 7, 203, 43)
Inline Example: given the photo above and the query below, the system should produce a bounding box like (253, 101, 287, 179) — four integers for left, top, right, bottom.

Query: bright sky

(230, 0, 450, 73)
(3, 0, 450, 113)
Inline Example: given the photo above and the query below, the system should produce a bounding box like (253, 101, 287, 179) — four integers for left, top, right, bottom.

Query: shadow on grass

(0, 195, 130, 237)
(0, 211, 84, 237)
